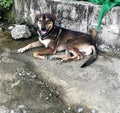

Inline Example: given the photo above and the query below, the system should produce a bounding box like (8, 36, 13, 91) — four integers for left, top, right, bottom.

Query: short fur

(18, 13, 98, 68)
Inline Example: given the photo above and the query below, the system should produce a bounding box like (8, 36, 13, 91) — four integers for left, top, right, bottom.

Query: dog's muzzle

(37, 30, 47, 40)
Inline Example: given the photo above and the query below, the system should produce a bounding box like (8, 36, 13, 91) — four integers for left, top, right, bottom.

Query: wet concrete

(0, 31, 77, 113)
(0, 31, 120, 113)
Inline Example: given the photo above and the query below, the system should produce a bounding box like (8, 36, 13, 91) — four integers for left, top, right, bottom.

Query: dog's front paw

(61, 59, 68, 63)
(49, 56, 57, 60)
(18, 48, 26, 53)
(49, 55, 62, 60)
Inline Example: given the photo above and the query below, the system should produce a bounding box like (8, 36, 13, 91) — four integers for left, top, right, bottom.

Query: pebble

(31, 74, 37, 79)
(55, 90, 59, 97)
(17, 104, 26, 109)
(68, 107, 71, 110)
(10, 110, 14, 113)
(45, 82, 49, 87)
(39, 93, 43, 98)
(8, 26, 14, 30)
(49, 93, 52, 97)
(46, 96, 50, 100)
(0, 106, 10, 113)
(0, 27, 2, 32)
(17, 69, 37, 79)
(91, 109, 97, 113)
(77, 107, 84, 113)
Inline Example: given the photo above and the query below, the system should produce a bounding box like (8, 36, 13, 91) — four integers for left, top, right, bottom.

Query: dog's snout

(41, 23, 46, 31)
(41, 27, 46, 31)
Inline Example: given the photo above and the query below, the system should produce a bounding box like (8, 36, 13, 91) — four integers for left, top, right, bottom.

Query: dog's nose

(41, 23, 46, 31)
(41, 27, 46, 31)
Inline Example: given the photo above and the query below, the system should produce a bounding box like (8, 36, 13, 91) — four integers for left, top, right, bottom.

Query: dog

(18, 12, 98, 68)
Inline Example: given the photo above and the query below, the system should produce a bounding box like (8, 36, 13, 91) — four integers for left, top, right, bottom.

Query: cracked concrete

(0, 31, 120, 113)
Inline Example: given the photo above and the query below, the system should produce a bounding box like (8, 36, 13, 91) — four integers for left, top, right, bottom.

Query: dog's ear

(49, 14, 56, 21)
(35, 12, 41, 23)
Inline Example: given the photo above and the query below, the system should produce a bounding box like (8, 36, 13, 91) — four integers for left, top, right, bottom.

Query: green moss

(0, 0, 13, 9)
(2, 9, 14, 22)
(0, 0, 14, 22)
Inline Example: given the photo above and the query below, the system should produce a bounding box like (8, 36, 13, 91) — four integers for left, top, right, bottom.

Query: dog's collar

(37, 26, 62, 42)
(56, 28, 62, 45)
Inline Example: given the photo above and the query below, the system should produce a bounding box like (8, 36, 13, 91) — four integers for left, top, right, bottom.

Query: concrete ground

(0, 31, 120, 113)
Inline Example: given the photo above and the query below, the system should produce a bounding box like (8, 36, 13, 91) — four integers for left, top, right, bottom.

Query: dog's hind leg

(50, 49, 83, 62)
(33, 48, 55, 59)
(61, 50, 83, 62)
(62, 43, 84, 61)
(49, 50, 71, 60)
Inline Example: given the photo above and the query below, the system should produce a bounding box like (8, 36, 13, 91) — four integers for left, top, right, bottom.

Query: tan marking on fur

(46, 21, 53, 31)
(74, 44, 92, 56)
(62, 54, 80, 61)
(90, 29, 96, 39)
(50, 54, 81, 61)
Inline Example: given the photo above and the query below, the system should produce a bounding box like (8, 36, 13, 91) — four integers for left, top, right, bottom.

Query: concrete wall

(14, 0, 120, 57)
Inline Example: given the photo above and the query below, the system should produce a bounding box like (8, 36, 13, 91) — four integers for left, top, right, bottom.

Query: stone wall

(14, 0, 120, 56)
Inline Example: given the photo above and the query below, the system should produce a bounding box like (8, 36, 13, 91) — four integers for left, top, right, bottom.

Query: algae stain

(0, 31, 36, 51)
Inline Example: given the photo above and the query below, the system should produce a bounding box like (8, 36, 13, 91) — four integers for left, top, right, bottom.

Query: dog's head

(35, 12, 56, 37)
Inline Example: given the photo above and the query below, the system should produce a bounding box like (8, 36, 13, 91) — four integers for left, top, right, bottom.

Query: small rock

(0, 27, 2, 32)
(17, 105, 26, 109)
(10, 110, 14, 113)
(45, 82, 49, 88)
(77, 107, 84, 113)
(31, 74, 37, 79)
(11, 25, 31, 39)
(68, 107, 71, 110)
(46, 96, 50, 100)
(55, 90, 59, 97)
(91, 109, 97, 113)
(49, 93, 52, 97)
(39, 93, 43, 98)
(17, 69, 38, 79)
(16, 105, 28, 113)
(0, 106, 10, 113)
(8, 26, 14, 30)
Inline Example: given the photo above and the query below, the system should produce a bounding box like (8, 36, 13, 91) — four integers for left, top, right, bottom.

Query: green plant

(0, 0, 13, 9)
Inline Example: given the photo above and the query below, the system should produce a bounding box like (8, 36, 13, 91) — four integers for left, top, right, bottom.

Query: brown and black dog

(18, 12, 98, 68)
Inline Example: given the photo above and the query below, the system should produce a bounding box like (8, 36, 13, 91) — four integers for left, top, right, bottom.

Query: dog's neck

(37, 26, 62, 42)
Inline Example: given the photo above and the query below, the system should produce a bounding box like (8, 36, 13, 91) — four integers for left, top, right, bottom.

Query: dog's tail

(80, 44, 98, 68)
(90, 29, 97, 39)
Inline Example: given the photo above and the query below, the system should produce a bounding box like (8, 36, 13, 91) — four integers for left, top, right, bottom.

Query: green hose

(88, 0, 120, 30)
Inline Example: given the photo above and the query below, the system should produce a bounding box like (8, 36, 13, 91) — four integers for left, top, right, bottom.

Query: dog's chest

(39, 38, 51, 48)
